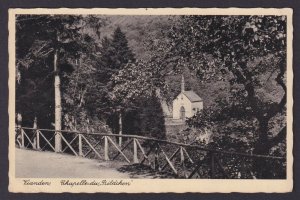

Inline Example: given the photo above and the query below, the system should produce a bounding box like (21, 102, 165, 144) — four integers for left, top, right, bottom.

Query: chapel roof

(182, 91, 202, 102)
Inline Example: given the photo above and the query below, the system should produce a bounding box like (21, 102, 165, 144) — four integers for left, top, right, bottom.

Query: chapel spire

(181, 75, 185, 92)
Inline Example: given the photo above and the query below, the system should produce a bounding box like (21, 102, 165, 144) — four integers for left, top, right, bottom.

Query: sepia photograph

(8, 8, 293, 193)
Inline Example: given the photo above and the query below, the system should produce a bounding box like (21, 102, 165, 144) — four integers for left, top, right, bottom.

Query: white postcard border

(8, 8, 293, 193)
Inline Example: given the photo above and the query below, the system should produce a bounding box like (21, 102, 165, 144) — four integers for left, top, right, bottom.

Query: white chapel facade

(172, 76, 203, 120)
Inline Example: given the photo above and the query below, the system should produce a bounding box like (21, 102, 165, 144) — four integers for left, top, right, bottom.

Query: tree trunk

(118, 112, 122, 146)
(54, 50, 62, 152)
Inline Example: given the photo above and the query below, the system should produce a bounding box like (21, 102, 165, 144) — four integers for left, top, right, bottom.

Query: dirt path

(15, 149, 130, 178)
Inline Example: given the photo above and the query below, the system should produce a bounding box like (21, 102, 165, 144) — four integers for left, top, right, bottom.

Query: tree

(16, 55, 55, 128)
(60, 34, 106, 133)
(164, 16, 287, 178)
(111, 60, 166, 139)
(16, 15, 86, 151)
(96, 27, 135, 78)
(111, 27, 135, 69)
(86, 27, 136, 144)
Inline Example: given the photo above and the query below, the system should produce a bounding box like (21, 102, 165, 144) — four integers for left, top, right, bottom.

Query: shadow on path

(117, 164, 175, 179)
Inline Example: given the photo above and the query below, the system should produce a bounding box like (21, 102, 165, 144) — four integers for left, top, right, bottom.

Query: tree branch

(268, 126, 286, 147)
(266, 59, 286, 119)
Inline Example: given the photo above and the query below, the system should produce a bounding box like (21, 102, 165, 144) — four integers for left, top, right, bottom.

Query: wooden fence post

(36, 130, 40, 150)
(180, 147, 186, 178)
(32, 117, 37, 150)
(133, 139, 138, 163)
(154, 145, 159, 170)
(78, 134, 83, 156)
(21, 128, 25, 148)
(104, 136, 109, 161)
(118, 112, 122, 147)
(16, 113, 24, 148)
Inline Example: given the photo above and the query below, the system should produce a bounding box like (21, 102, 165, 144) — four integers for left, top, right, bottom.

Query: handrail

(17, 126, 285, 160)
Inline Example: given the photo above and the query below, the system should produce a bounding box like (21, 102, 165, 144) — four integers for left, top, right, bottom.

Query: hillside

(96, 16, 176, 60)
(85, 16, 284, 111)
(93, 16, 227, 108)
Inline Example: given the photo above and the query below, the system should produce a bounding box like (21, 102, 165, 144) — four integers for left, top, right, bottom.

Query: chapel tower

(181, 75, 185, 92)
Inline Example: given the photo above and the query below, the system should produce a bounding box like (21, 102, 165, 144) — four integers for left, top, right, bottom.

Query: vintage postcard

(8, 8, 293, 193)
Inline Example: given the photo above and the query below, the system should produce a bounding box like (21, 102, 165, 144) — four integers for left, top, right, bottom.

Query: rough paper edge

(8, 8, 293, 193)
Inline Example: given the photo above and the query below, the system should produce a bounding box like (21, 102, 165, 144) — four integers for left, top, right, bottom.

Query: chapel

(172, 76, 203, 120)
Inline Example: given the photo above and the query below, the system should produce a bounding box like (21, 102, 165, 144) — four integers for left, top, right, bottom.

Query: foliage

(16, 15, 109, 130)
(122, 96, 166, 139)
(109, 60, 166, 138)
(112, 61, 162, 103)
(16, 15, 287, 178)
(16, 15, 84, 128)
(95, 27, 136, 111)
(16, 57, 54, 128)
(163, 15, 287, 178)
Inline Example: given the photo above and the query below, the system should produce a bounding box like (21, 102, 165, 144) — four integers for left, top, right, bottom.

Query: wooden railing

(15, 126, 286, 179)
